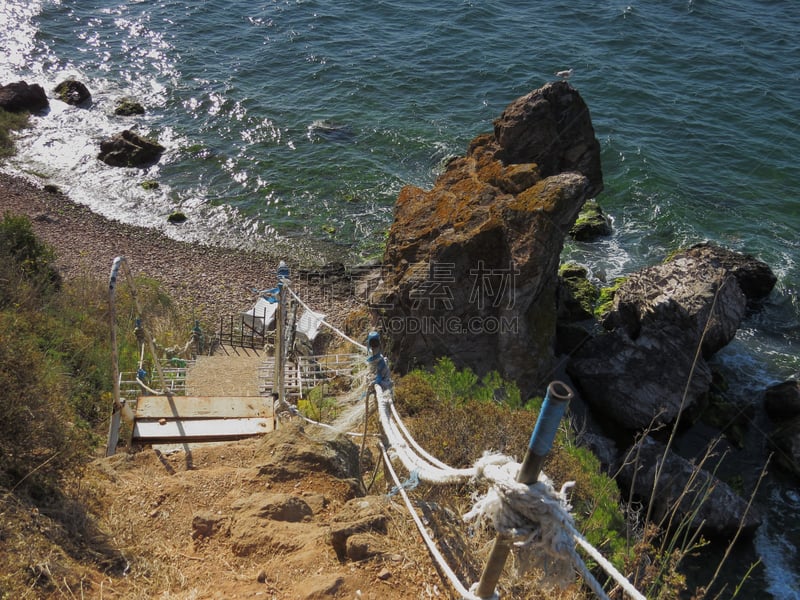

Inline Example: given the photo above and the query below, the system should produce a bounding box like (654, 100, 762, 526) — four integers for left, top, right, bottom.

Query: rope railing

(379, 441, 485, 600)
(265, 268, 646, 600)
(374, 381, 645, 600)
(284, 283, 367, 352)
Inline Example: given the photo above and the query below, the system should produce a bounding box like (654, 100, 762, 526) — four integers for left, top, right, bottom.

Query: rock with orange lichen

(374, 82, 602, 396)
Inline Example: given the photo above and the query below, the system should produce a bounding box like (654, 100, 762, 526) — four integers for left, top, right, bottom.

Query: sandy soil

(83, 425, 454, 600)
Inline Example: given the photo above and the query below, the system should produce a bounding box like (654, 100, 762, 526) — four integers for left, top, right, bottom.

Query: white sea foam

(755, 489, 800, 600)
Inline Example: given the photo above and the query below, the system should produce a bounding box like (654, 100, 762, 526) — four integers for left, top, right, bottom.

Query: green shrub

(0, 108, 29, 158)
(405, 356, 523, 409)
(298, 384, 340, 423)
(0, 213, 61, 308)
(0, 217, 193, 486)
(545, 442, 631, 568)
(394, 363, 632, 586)
(393, 371, 438, 416)
(0, 313, 90, 487)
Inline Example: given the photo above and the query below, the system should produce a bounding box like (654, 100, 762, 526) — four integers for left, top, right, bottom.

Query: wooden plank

(135, 396, 273, 419)
(132, 417, 273, 443)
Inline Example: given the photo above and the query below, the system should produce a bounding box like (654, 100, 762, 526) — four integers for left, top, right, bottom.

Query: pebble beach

(0, 171, 359, 328)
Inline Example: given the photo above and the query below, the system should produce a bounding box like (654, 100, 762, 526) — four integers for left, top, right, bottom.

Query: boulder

(54, 79, 92, 106)
(682, 242, 776, 303)
(769, 417, 800, 480)
(763, 380, 800, 421)
(493, 81, 603, 197)
(0, 81, 49, 113)
(567, 323, 714, 430)
(114, 97, 145, 116)
(375, 83, 602, 395)
(616, 437, 761, 540)
(98, 130, 165, 168)
(604, 251, 747, 358)
(569, 245, 759, 430)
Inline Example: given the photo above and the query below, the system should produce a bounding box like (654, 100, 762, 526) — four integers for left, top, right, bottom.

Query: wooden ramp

(131, 395, 274, 445)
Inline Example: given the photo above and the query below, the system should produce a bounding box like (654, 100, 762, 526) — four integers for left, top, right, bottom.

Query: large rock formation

(568, 243, 776, 430)
(374, 82, 602, 394)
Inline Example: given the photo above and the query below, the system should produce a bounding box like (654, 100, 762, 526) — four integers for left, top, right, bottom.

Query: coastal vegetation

(0, 214, 193, 597)
(0, 108, 29, 158)
(393, 361, 685, 598)
(0, 103, 762, 598)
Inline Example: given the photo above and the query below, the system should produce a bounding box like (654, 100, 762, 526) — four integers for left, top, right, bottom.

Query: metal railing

(258, 353, 364, 400)
(216, 310, 275, 350)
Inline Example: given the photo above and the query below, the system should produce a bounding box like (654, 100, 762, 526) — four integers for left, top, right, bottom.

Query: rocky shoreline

(0, 171, 360, 328)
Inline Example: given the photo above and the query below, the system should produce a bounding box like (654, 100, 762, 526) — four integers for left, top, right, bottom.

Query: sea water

(1, 1, 798, 596)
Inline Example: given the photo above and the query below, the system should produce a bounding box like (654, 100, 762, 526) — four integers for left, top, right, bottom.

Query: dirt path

(185, 351, 266, 397)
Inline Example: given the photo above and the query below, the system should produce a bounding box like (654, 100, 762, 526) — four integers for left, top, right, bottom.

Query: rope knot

(465, 455, 578, 589)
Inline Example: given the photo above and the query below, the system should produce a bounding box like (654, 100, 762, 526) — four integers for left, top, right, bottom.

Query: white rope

(136, 377, 165, 396)
(388, 399, 454, 471)
(284, 284, 367, 351)
(280, 401, 376, 438)
(568, 523, 646, 600)
(464, 460, 579, 590)
(375, 385, 646, 599)
(379, 442, 483, 600)
(376, 385, 475, 483)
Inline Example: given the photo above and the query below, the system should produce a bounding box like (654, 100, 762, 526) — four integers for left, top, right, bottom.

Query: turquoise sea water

(1, 1, 799, 596)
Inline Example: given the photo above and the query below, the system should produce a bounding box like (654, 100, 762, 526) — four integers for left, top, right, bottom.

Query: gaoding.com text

(377, 315, 519, 336)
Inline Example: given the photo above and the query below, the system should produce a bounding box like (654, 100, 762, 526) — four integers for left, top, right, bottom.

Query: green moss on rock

(594, 277, 627, 319)
(570, 199, 611, 241)
(114, 98, 145, 116)
(558, 263, 598, 322)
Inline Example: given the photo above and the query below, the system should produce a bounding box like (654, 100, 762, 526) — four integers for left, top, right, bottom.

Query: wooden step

(131, 395, 274, 444)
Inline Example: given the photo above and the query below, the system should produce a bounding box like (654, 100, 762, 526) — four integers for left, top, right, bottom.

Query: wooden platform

(131, 395, 274, 444)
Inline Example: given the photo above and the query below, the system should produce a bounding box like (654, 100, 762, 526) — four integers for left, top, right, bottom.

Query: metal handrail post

(474, 380, 573, 598)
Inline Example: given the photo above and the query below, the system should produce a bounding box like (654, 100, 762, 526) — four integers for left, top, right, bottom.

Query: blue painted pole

(366, 331, 392, 391)
(475, 380, 573, 599)
(517, 380, 573, 484)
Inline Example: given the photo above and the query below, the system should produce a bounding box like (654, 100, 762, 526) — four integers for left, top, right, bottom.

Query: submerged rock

(98, 130, 165, 168)
(570, 199, 612, 241)
(115, 97, 146, 116)
(54, 79, 92, 107)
